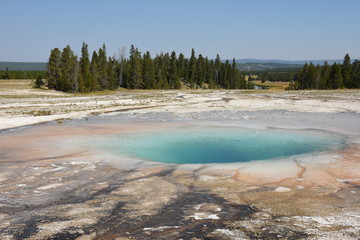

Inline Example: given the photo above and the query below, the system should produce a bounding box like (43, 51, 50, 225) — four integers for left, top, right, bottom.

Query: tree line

(246, 69, 298, 82)
(46, 43, 250, 92)
(291, 54, 360, 89)
(0, 67, 44, 79)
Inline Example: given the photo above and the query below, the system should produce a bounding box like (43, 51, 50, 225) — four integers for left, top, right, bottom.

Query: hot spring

(95, 126, 343, 164)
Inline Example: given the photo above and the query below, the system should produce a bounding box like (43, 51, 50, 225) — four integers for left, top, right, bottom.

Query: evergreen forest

(0, 68, 44, 80)
(46, 43, 250, 92)
(291, 54, 360, 89)
(246, 69, 298, 82)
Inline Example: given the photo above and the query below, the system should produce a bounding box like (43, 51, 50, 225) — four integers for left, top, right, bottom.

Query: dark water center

(99, 127, 342, 164)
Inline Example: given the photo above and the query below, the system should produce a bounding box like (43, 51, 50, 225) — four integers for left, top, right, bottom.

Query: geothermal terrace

(0, 80, 359, 239)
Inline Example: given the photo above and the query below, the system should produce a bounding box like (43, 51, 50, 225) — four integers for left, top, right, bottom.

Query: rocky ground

(1, 80, 360, 130)
(0, 80, 359, 239)
(0, 156, 359, 240)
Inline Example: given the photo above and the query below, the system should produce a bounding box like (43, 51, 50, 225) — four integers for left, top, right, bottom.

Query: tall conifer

(79, 42, 91, 92)
(342, 54, 352, 88)
(129, 45, 143, 89)
(47, 48, 61, 90)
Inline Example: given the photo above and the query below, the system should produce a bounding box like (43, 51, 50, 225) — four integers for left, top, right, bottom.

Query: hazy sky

(1, 0, 359, 61)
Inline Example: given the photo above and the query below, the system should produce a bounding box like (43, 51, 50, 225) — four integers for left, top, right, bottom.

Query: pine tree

(59, 45, 78, 92)
(129, 45, 143, 89)
(169, 51, 180, 89)
(2, 67, 10, 79)
(45, 43, 259, 92)
(98, 44, 108, 90)
(342, 54, 352, 88)
(231, 58, 239, 89)
(90, 51, 100, 91)
(154, 53, 171, 89)
(79, 42, 91, 92)
(142, 51, 156, 89)
(162, 53, 170, 87)
(155, 67, 163, 89)
(214, 54, 221, 85)
(307, 62, 317, 89)
(117, 47, 127, 88)
(329, 63, 343, 89)
(320, 61, 331, 89)
(225, 60, 232, 89)
(70, 55, 79, 92)
(197, 54, 205, 88)
(105, 57, 116, 90)
(47, 48, 61, 89)
(297, 63, 308, 89)
(314, 64, 322, 89)
(177, 53, 186, 82)
(188, 49, 197, 88)
(208, 59, 216, 89)
(202, 57, 210, 87)
(352, 60, 360, 88)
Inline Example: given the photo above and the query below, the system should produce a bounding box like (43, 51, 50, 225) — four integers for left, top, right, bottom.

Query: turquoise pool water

(98, 127, 342, 164)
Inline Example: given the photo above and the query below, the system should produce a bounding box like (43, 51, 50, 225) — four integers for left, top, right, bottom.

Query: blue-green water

(98, 127, 342, 164)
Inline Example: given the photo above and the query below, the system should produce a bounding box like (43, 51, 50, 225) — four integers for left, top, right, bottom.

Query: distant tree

(3, 67, 11, 79)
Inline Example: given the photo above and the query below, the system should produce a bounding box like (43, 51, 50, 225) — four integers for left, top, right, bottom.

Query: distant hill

(0, 59, 345, 72)
(235, 59, 343, 71)
(235, 59, 343, 65)
(237, 62, 303, 71)
(0, 62, 46, 71)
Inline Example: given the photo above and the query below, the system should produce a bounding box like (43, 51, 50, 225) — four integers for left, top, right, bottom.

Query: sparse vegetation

(34, 77, 45, 88)
(26, 110, 52, 116)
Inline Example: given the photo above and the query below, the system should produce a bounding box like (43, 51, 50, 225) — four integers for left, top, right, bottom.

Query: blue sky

(1, 0, 359, 61)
